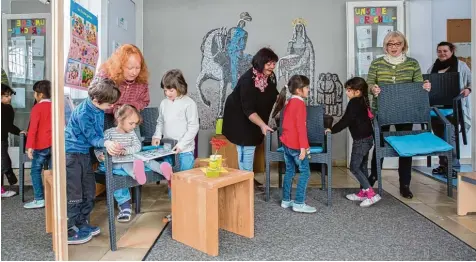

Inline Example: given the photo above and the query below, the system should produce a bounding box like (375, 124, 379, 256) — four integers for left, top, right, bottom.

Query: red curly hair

(99, 44, 149, 85)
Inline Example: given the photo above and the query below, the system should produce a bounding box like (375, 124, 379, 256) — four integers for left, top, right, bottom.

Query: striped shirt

(96, 127, 142, 162)
(367, 56, 423, 111)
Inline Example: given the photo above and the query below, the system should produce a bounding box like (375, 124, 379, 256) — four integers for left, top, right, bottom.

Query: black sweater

(1, 103, 21, 142)
(222, 68, 278, 146)
(331, 97, 373, 140)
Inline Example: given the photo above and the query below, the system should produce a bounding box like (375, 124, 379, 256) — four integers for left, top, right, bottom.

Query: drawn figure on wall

(195, 12, 253, 118)
(278, 18, 315, 103)
(317, 72, 344, 117)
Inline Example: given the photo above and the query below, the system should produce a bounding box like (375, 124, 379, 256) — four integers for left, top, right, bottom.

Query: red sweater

(280, 97, 309, 150)
(26, 100, 52, 150)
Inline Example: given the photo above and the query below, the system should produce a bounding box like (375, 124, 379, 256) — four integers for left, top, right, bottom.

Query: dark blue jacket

(65, 98, 105, 153)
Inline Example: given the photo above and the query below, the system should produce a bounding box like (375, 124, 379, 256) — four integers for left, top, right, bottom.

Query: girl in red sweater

(280, 75, 316, 213)
(24, 80, 52, 209)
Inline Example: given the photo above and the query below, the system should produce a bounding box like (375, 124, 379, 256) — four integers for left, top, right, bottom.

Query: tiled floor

(19, 165, 476, 260)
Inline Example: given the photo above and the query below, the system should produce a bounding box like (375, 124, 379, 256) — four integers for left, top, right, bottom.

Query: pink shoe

(360, 188, 381, 207)
(133, 160, 147, 185)
(159, 162, 173, 181)
(1, 186, 5, 194)
(346, 189, 367, 201)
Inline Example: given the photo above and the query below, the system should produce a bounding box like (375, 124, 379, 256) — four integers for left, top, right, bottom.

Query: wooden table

(457, 172, 476, 216)
(213, 135, 265, 173)
(171, 168, 254, 256)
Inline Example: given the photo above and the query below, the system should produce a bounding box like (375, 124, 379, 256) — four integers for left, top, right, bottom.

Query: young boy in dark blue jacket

(65, 78, 122, 244)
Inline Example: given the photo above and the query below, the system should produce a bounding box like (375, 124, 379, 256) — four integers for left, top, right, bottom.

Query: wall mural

(193, 15, 345, 129)
(278, 18, 343, 117)
(194, 12, 253, 128)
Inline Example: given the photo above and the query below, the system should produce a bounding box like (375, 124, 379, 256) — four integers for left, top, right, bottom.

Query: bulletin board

(447, 19, 471, 43)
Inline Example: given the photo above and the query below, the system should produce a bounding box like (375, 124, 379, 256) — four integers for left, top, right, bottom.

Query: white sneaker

(281, 200, 294, 208)
(360, 194, 381, 207)
(1, 190, 16, 198)
(24, 199, 45, 209)
(292, 203, 317, 213)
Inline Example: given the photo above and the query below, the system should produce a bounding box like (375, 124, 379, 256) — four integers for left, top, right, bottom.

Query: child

(64, 78, 122, 245)
(280, 75, 316, 214)
(325, 77, 381, 207)
(24, 80, 52, 209)
(152, 69, 199, 191)
(1, 83, 23, 197)
(97, 104, 173, 223)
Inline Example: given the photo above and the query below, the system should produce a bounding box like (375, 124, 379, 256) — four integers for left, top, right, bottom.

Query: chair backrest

(377, 82, 430, 127)
(104, 113, 115, 130)
(277, 104, 325, 146)
(140, 107, 159, 143)
(306, 105, 325, 145)
(423, 72, 460, 107)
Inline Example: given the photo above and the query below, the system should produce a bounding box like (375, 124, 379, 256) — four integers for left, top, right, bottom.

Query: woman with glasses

(366, 31, 431, 199)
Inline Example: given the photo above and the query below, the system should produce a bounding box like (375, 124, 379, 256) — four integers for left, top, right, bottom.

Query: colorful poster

(65, 0, 99, 90)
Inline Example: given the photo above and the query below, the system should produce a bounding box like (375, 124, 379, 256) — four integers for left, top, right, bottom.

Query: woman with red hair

(94, 44, 150, 222)
(96, 44, 150, 114)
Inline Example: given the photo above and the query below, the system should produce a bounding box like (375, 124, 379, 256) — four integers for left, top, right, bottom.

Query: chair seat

(276, 146, 323, 154)
(430, 109, 453, 117)
(97, 163, 152, 176)
(384, 132, 453, 157)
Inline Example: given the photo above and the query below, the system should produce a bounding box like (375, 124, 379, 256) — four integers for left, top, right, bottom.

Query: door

(346, 1, 405, 169)
(2, 13, 51, 168)
(107, 0, 136, 57)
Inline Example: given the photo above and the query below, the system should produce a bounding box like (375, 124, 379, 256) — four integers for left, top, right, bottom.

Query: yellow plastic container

(215, 118, 223, 134)
(205, 168, 220, 178)
(209, 155, 222, 168)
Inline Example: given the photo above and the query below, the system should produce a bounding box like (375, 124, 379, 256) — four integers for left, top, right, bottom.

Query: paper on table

(356, 25, 372, 49)
(358, 52, 374, 75)
(377, 25, 394, 47)
(11, 88, 25, 108)
(31, 36, 45, 56)
(31, 60, 45, 80)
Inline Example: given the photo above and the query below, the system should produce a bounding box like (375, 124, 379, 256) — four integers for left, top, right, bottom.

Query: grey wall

(143, 0, 397, 162)
(1, 0, 50, 14)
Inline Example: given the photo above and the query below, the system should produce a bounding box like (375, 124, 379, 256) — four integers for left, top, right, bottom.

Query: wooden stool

(44, 170, 55, 251)
(457, 172, 476, 216)
(171, 168, 254, 256)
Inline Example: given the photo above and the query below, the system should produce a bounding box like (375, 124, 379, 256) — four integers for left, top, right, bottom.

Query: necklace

(124, 79, 135, 88)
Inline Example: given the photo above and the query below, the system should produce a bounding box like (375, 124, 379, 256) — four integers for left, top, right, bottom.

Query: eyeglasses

(387, 42, 402, 48)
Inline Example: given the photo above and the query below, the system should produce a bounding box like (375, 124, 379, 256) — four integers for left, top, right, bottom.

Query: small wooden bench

(457, 172, 476, 216)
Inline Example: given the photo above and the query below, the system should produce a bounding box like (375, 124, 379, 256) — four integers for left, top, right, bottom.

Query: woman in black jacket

(222, 47, 279, 187)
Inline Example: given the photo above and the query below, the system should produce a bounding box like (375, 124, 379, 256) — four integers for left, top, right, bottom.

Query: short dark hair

(1, 83, 15, 96)
(161, 69, 188, 95)
(437, 41, 456, 53)
(287, 75, 310, 95)
(252, 47, 279, 73)
(33, 80, 51, 99)
(88, 77, 121, 104)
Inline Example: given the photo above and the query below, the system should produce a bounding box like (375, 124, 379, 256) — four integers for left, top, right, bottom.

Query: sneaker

(117, 202, 132, 223)
(133, 160, 147, 185)
(360, 188, 381, 207)
(159, 162, 173, 181)
(292, 203, 317, 213)
(78, 224, 101, 236)
(346, 189, 367, 201)
(68, 227, 92, 245)
(281, 200, 294, 208)
(1, 188, 16, 198)
(24, 199, 45, 209)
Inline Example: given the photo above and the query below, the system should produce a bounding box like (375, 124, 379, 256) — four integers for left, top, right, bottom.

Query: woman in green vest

(366, 31, 431, 199)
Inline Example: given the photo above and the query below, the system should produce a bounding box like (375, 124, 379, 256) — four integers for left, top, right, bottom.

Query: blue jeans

(30, 147, 52, 200)
(282, 145, 311, 204)
(114, 151, 196, 204)
(236, 145, 256, 171)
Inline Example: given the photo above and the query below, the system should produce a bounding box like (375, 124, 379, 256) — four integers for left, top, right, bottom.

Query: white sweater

(152, 95, 199, 153)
